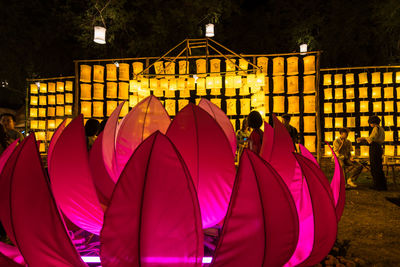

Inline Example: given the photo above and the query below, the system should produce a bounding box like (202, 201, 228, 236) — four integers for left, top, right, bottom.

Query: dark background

(1, 0, 399, 109)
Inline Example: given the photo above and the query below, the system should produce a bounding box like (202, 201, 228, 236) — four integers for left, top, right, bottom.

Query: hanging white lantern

(300, 43, 308, 55)
(205, 23, 214, 37)
(94, 26, 106, 44)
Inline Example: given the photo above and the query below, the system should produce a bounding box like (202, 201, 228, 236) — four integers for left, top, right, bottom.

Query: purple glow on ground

(81, 256, 213, 264)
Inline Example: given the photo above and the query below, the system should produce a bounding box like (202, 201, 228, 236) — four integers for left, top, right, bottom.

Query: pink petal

(260, 121, 274, 160)
(299, 144, 318, 165)
(48, 119, 67, 169)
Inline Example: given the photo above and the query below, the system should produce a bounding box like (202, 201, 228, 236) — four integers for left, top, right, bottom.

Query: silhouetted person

(85, 119, 100, 150)
(281, 114, 299, 151)
(96, 119, 108, 136)
(236, 117, 250, 160)
(247, 111, 263, 154)
(0, 124, 11, 154)
(0, 113, 23, 142)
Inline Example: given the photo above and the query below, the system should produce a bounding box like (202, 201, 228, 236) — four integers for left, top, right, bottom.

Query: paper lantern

(106, 64, 117, 81)
(359, 87, 368, 98)
(165, 88, 176, 98)
(209, 98, 221, 109)
(106, 101, 118, 117)
(92, 83, 104, 100)
(324, 88, 333, 100)
(385, 145, 395, 156)
(178, 60, 189, 76)
(47, 107, 55, 117)
(347, 117, 356, 127)
(196, 78, 206, 96)
(178, 99, 189, 111)
(273, 96, 285, 113)
(304, 116, 316, 133)
(360, 146, 369, 157)
(48, 83, 56, 93)
(47, 120, 56, 129)
(226, 99, 237, 115)
(225, 59, 236, 75)
(234, 76, 242, 88)
(35, 131, 46, 141)
(371, 72, 381, 84)
(165, 99, 176, 116)
(214, 76, 222, 88)
(303, 55, 316, 75)
(153, 88, 164, 97)
(129, 95, 138, 108)
(335, 88, 343, 99)
(231, 119, 237, 131)
(246, 74, 256, 88)
(251, 92, 264, 108)
(56, 106, 64, 117)
(288, 96, 300, 114)
(39, 95, 47, 105)
(140, 78, 149, 91)
(196, 59, 207, 77)
(30, 108, 38, 118)
(325, 117, 333, 128)
(385, 101, 394, 112)
(30, 83, 38, 94)
(240, 99, 251, 115)
(106, 82, 118, 98)
(57, 118, 65, 127)
(238, 58, 248, 75)
(179, 89, 190, 98)
(239, 84, 250, 96)
(80, 65, 92, 83)
(38, 120, 46, 130)
(383, 72, 393, 84)
(398, 117, 400, 128)
(46, 131, 54, 141)
(396, 72, 400, 83)
(225, 76, 234, 88)
(81, 102, 92, 117)
(56, 94, 64, 105)
(372, 87, 381, 98)
(225, 88, 236, 97)
(118, 82, 129, 100)
(47, 95, 55, 106)
(177, 78, 185, 90)
(334, 74, 343, 86)
(286, 57, 298, 76)
(39, 83, 47, 93)
(324, 103, 333, 114)
(359, 101, 369, 112)
(169, 78, 177, 91)
(187, 77, 195, 90)
(360, 131, 369, 138)
(335, 117, 343, 128)
(129, 80, 138, 93)
(384, 87, 393, 98)
(324, 144, 333, 156)
(65, 81, 73, 92)
(119, 101, 129, 117)
(206, 76, 214, 89)
(348, 132, 355, 143)
(256, 57, 268, 74)
(360, 116, 369, 127)
(304, 95, 315, 113)
(358, 72, 368, 84)
(57, 82, 65, 93)
(132, 62, 144, 77)
(164, 62, 176, 76)
(323, 74, 332, 86)
(346, 102, 355, 113)
(346, 88, 355, 99)
(384, 116, 394, 127)
(386, 131, 394, 142)
(211, 88, 221, 96)
(287, 76, 299, 94)
(93, 65, 105, 83)
(138, 88, 150, 98)
(304, 136, 316, 152)
(65, 105, 72, 115)
(80, 84, 91, 100)
(289, 116, 299, 130)
(65, 93, 73, 104)
(210, 59, 221, 75)
(272, 57, 284, 76)
(324, 131, 333, 142)
(273, 76, 285, 93)
(345, 73, 355, 85)
(373, 101, 382, 112)
(158, 78, 167, 91)
(30, 96, 38, 106)
(303, 75, 316, 93)
(119, 63, 130, 81)
(93, 26, 106, 44)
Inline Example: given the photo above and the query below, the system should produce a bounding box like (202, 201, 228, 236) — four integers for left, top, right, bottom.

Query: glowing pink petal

(0, 250, 23, 267)
(293, 154, 338, 266)
(0, 139, 18, 174)
(48, 115, 103, 235)
(299, 144, 318, 165)
(260, 121, 274, 161)
(48, 119, 66, 169)
(327, 143, 346, 221)
(115, 96, 171, 179)
(89, 132, 115, 207)
(0, 241, 24, 266)
(166, 104, 236, 228)
(100, 132, 203, 267)
(212, 150, 299, 267)
(9, 135, 87, 266)
(198, 98, 236, 156)
(102, 102, 125, 182)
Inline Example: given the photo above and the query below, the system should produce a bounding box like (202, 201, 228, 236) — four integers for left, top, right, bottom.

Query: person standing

(0, 113, 23, 142)
(84, 119, 100, 150)
(0, 124, 11, 154)
(333, 128, 363, 188)
(236, 118, 251, 160)
(357, 116, 387, 191)
(282, 114, 299, 151)
(247, 111, 264, 154)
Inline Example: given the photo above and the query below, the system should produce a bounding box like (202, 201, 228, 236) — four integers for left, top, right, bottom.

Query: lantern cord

(94, 0, 112, 27)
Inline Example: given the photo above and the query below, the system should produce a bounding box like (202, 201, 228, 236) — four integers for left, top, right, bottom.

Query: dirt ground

(322, 164, 400, 266)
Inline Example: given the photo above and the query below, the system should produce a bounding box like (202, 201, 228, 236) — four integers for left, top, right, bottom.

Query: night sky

(0, 0, 399, 108)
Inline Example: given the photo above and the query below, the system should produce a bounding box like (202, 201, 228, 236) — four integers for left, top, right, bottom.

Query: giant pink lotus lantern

(0, 96, 345, 266)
